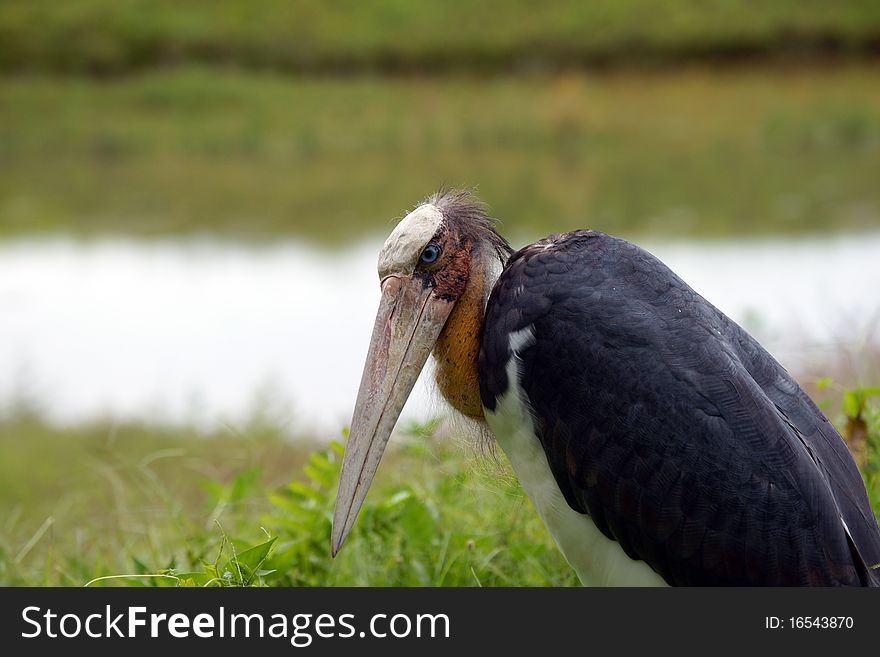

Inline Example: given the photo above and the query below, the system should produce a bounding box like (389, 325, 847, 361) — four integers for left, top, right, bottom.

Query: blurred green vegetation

(2, 65, 880, 242)
(0, 411, 310, 586)
(1, 383, 877, 587)
(1, 1, 880, 74)
(0, 414, 573, 586)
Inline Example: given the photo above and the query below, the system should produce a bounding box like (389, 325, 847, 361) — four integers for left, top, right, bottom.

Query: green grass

(2, 1, 880, 74)
(2, 65, 880, 243)
(1, 383, 877, 587)
(0, 411, 314, 586)
(0, 413, 575, 586)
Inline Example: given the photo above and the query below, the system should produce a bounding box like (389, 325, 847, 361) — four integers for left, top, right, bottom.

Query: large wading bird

(331, 190, 880, 586)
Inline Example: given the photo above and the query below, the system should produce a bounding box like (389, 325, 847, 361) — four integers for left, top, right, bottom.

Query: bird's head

(331, 190, 510, 556)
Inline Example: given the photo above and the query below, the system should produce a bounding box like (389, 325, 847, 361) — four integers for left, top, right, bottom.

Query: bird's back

(479, 230, 880, 586)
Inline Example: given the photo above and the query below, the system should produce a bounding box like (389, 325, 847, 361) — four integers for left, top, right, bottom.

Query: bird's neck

(433, 245, 504, 419)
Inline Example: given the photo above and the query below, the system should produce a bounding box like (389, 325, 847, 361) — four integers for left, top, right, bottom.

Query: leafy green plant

(260, 431, 577, 586)
(261, 442, 343, 586)
(163, 530, 277, 587)
(842, 386, 880, 423)
(843, 386, 880, 518)
(84, 524, 277, 587)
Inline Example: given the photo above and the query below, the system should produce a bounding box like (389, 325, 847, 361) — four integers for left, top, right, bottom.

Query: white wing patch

(508, 326, 535, 354)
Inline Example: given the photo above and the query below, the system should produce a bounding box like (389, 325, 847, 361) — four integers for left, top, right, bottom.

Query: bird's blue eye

(420, 244, 441, 264)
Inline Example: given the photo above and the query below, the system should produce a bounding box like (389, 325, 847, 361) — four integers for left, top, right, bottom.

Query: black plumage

(479, 230, 880, 586)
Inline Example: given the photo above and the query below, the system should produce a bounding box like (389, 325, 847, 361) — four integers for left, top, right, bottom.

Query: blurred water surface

(1, 234, 877, 434)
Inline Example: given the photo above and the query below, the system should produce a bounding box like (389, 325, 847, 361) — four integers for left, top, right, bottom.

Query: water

(1, 233, 878, 434)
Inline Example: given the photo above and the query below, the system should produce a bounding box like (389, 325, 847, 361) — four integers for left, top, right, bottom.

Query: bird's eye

(419, 243, 441, 264)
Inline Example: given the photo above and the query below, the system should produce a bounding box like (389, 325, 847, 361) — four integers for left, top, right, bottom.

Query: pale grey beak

(331, 275, 454, 556)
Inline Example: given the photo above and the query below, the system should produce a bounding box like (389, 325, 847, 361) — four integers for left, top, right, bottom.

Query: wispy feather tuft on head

(423, 188, 513, 265)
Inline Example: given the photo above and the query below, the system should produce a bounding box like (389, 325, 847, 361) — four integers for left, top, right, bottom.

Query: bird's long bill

(331, 275, 453, 556)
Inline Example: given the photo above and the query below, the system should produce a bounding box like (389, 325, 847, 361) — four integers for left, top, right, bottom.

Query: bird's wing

(725, 307, 880, 585)
(479, 231, 880, 586)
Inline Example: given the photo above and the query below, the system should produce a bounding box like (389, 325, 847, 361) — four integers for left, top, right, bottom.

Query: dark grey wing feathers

(479, 230, 880, 586)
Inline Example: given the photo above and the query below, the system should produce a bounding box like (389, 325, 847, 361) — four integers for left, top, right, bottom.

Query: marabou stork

(331, 189, 880, 586)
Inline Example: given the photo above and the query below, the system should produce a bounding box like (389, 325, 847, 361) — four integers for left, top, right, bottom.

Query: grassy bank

(1, 382, 877, 587)
(2, 1, 880, 75)
(0, 413, 313, 586)
(2, 65, 880, 242)
(0, 414, 574, 586)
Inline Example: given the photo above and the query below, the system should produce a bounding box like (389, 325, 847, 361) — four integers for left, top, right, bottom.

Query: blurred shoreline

(3, 1, 880, 77)
(3, 64, 880, 243)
